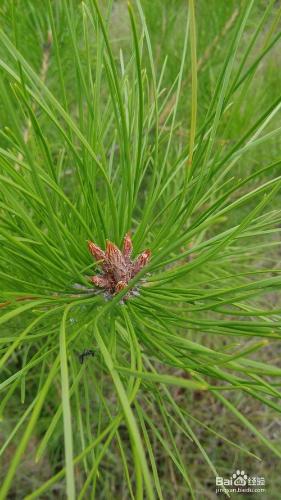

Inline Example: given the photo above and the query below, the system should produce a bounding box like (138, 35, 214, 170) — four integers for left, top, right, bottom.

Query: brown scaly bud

(87, 233, 151, 301)
(87, 241, 106, 262)
(91, 275, 111, 289)
(105, 240, 125, 268)
(115, 281, 127, 293)
(123, 232, 133, 260)
(132, 249, 151, 275)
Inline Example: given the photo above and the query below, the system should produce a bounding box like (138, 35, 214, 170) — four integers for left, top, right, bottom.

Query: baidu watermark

(215, 469, 266, 495)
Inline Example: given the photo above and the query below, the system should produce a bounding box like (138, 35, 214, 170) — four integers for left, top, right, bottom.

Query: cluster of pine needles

(0, 0, 281, 498)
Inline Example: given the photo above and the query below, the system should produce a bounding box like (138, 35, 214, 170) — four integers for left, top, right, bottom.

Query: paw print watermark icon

(232, 470, 247, 487)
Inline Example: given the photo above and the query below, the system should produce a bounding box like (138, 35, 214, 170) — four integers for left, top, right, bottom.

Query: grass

(0, 0, 281, 498)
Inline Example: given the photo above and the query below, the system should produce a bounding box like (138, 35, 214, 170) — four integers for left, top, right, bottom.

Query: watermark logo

(215, 469, 266, 495)
(232, 470, 248, 487)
